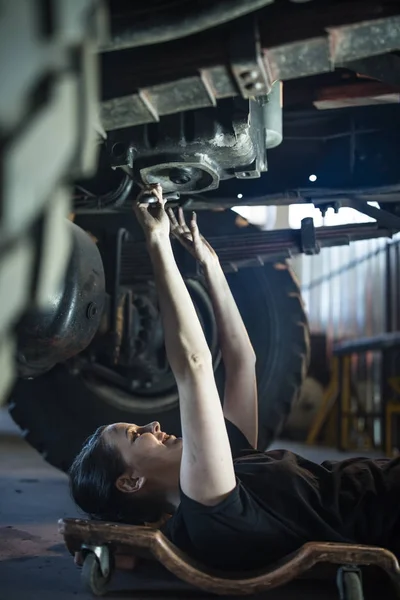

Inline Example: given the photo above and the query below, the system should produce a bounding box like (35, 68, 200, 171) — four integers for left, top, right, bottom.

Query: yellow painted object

(306, 354, 374, 451)
(388, 377, 400, 395)
(385, 377, 400, 456)
(306, 357, 339, 446)
(307, 336, 400, 455)
(385, 402, 400, 457)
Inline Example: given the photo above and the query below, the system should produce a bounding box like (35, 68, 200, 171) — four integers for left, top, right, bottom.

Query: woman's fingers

(167, 207, 179, 229)
(168, 207, 192, 240)
(190, 212, 204, 259)
(190, 212, 201, 243)
(135, 200, 150, 211)
(137, 183, 160, 201)
(178, 207, 186, 228)
(133, 200, 150, 222)
(136, 183, 164, 212)
(190, 211, 197, 229)
(178, 207, 192, 233)
(153, 183, 165, 207)
(134, 184, 153, 218)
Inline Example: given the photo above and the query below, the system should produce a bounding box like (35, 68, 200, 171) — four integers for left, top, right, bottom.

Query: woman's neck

(152, 458, 180, 509)
(165, 485, 180, 509)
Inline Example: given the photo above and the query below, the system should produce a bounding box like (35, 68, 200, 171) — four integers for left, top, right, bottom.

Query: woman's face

(102, 421, 182, 494)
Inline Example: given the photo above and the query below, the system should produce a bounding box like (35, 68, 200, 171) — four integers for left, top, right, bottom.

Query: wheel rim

(80, 278, 220, 414)
(82, 553, 109, 596)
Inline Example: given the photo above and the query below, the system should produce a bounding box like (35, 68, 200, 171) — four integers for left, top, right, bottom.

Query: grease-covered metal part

(108, 96, 277, 193)
(16, 221, 105, 378)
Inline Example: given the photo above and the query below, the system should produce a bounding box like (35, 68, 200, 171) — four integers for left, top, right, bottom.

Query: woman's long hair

(69, 426, 167, 525)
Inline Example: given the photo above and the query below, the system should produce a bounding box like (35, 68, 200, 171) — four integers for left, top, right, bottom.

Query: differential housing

(107, 83, 282, 193)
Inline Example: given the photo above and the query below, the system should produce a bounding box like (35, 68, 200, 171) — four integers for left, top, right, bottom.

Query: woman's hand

(167, 207, 218, 267)
(134, 184, 170, 240)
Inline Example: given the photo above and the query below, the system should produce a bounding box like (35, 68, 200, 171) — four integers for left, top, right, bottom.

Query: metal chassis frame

(100, 3, 400, 130)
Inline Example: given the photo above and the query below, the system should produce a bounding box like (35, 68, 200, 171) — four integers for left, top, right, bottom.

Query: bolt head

(86, 302, 98, 319)
(169, 168, 191, 185)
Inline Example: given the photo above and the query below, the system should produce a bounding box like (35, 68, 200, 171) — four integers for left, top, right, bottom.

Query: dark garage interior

(2, 2, 400, 599)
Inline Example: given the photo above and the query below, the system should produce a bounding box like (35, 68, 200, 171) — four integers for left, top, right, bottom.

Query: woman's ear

(116, 473, 146, 494)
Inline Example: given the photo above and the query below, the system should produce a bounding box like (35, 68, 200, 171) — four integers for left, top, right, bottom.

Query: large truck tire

(0, 1, 105, 405)
(9, 260, 309, 471)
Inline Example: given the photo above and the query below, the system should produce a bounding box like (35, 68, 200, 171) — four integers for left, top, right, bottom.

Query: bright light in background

(289, 204, 323, 229)
(237, 193, 243, 199)
(309, 174, 317, 182)
(232, 205, 276, 230)
(288, 201, 380, 229)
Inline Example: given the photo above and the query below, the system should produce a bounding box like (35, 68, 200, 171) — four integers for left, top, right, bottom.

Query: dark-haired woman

(70, 184, 400, 572)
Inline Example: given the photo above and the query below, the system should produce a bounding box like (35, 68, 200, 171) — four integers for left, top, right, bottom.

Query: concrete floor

(0, 409, 390, 600)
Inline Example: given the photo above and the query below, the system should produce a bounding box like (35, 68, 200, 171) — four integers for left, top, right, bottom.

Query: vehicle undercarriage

(7, 0, 400, 470)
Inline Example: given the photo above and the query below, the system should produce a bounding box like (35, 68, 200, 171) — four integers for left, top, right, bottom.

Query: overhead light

(237, 193, 243, 199)
(309, 174, 317, 182)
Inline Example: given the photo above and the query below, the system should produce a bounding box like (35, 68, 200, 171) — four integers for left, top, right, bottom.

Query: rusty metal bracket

(300, 217, 320, 255)
(230, 16, 272, 98)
